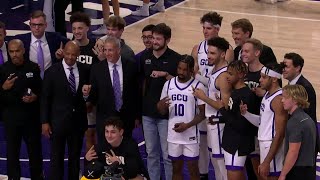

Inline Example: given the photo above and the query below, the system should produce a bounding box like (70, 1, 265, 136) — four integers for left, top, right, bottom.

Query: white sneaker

(92, 24, 107, 35)
(131, 7, 150, 16)
(150, 3, 165, 12)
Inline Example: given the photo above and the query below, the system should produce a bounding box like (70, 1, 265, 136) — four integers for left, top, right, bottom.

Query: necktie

(68, 67, 76, 95)
(37, 40, 45, 78)
(0, 49, 4, 65)
(113, 64, 122, 111)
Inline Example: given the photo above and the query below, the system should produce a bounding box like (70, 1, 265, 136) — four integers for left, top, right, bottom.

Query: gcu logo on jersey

(228, 97, 234, 110)
(200, 59, 209, 66)
(171, 94, 188, 101)
(260, 103, 265, 112)
(77, 55, 93, 65)
(245, 81, 259, 89)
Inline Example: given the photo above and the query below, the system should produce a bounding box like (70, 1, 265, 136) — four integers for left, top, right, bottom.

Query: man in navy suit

(41, 41, 89, 180)
(15, 10, 69, 77)
(84, 36, 140, 143)
(282, 52, 319, 152)
(0, 21, 10, 64)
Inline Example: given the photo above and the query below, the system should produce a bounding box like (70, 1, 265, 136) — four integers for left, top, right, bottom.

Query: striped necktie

(113, 64, 122, 111)
(68, 67, 76, 95)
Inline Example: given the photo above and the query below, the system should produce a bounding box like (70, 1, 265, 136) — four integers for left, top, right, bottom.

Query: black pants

(286, 166, 315, 180)
(4, 122, 43, 180)
(49, 130, 84, 180)
(54, 0, 83, 36)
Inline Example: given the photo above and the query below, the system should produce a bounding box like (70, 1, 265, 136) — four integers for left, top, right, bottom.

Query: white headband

(261, 66, 282, 79)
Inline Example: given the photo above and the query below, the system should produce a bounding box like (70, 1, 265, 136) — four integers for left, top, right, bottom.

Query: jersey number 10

(174, 104, 184, 116)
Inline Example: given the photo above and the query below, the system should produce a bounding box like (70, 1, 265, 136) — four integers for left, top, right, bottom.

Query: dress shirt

(107, 57, 123, 92)
(30, 33, 52, 70)
(62, 60, 79, 91)
(289, 73, 302, 85)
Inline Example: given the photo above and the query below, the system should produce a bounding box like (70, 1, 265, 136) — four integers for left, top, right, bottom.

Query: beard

(153, 43, 166, 51)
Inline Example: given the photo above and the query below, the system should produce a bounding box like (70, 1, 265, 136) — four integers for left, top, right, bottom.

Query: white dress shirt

(30, 33, 52, 70)
(107, 57, 123, 92)
(0, 43, 8, 63)
(62, 60, 80, 91)
(289, 73, 302, 85)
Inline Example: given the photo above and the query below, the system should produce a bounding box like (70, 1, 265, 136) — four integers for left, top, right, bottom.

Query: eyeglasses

(141, 35, 153, 40)
(30, 23, 45, 28)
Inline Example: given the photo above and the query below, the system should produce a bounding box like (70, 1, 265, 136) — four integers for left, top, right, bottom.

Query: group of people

(0, 5, 318, 180)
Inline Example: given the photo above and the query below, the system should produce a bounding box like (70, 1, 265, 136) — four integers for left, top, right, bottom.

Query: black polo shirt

(140, 47, 181, 119)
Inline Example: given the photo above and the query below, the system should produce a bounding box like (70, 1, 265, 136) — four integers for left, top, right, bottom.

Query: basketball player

(193, 37, 232, 180)
(242, 38, 266, 179)
(216, 61, 257, 180)
(190, 12, 233, 179)
(192, 12, 234, 82)
(157, 55, 206, 180)
(240, 63, 288, 179)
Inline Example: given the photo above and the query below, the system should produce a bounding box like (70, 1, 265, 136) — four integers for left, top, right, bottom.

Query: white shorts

(249, 137, 260, 158)
(168, 142, 199, 161)
(259, 140, 284, 176)
(224, 150, 247, 171)
(87, 106, 96, 127)
(198, 119, 207, 135)
(207, 119, 225, 158)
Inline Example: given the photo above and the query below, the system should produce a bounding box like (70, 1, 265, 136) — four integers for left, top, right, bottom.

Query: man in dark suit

(0, 39, 43, 180)
(41, 41, 89, 180)
(54, 0, 83, 36)
(231, 18, 277, 66)
(0, 21, 10, 64)
(84, 36, 140, 142)
(15, 10, 69, 78)
(282, 52, 319, 151)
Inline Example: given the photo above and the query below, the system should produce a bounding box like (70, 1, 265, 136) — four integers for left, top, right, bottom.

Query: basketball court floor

(0, 0, 319, 179)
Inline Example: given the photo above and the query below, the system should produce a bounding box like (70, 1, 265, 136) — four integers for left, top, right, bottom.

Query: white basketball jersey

(161, 77, 205, 144)
(198, 40, 214, 77)
(258, 89, 282, 141)
(205, 66, 228, 118)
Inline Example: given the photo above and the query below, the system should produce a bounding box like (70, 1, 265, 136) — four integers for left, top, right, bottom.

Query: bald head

(9, 39, 24, 49)
(8, 39, 25, 66)
(63, 41, 80, 66)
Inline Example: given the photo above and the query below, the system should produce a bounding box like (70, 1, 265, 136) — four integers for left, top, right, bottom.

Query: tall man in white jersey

(193, 37, 232, 180)
(157, 55, 206, 180)
(190, 12, 233, 179)
(241, 63, 288, 179)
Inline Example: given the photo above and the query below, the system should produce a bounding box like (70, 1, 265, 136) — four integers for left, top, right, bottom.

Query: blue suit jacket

(15, 31, 69, 64)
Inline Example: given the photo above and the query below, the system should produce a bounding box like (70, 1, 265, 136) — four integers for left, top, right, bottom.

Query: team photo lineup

(0, 0, 318, 179)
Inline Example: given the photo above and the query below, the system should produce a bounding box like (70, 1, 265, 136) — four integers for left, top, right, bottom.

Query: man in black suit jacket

(282, 52, 319, 151)
(84, 36, 140, 143)
(15, 10, 69, 76)
(0, 39, 43, 180)
(41, 41, 89, 180)
(231, 18, 277, 65)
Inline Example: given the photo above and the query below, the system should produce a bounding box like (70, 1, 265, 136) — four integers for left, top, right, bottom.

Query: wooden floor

(122, 0, 320, 119)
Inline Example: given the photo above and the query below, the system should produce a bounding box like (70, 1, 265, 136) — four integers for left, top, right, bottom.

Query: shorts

(259, 140, 284, 176)
(224, 150, 247, 171)
(198, 119, 207, 135)
(168, 142, 199, 161)
(207, 119, 225, 158)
